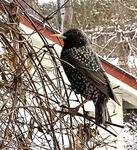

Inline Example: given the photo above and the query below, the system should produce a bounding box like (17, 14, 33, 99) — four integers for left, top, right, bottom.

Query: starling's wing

(65, 46, 120, 105)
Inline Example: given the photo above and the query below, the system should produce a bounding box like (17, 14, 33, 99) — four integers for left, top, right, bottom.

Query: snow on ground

(124, 111, 137, 150)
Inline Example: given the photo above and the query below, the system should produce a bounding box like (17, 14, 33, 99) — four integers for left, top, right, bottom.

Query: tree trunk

(56, 0, 65, 31)
(64, 0, 73, 31)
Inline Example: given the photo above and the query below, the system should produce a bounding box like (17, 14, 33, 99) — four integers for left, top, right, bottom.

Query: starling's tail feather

(95, 97, 111, 125)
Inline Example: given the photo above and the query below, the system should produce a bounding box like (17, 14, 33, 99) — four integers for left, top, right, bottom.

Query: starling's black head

(63, 29, 88, 50)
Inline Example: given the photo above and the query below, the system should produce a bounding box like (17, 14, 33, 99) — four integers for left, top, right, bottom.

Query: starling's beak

(51, 34, 66, 39)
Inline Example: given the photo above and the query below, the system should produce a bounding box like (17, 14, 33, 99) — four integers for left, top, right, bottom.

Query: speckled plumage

(60, 29, 119, 124)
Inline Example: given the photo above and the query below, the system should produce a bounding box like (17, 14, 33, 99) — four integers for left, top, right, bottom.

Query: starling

(57, 29, 120, 125)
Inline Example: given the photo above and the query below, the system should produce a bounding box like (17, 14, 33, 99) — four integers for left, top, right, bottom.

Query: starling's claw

(68, 107, 79, 116)
(68, 98, 89, 116)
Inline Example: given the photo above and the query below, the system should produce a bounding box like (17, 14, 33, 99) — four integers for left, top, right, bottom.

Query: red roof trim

(20, 15, 62, 45)
(20, 15, 137, 91)
(101, 59, 137, 90)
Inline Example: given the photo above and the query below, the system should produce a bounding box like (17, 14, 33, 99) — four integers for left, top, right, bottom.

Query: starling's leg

(69, 97, 89, 116)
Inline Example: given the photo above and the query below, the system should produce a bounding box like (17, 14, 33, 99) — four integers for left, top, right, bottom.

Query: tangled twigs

(0, 0, 123, 149)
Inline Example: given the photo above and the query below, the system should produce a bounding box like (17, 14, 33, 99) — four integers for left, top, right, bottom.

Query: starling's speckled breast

(61, 46, 102, 102)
